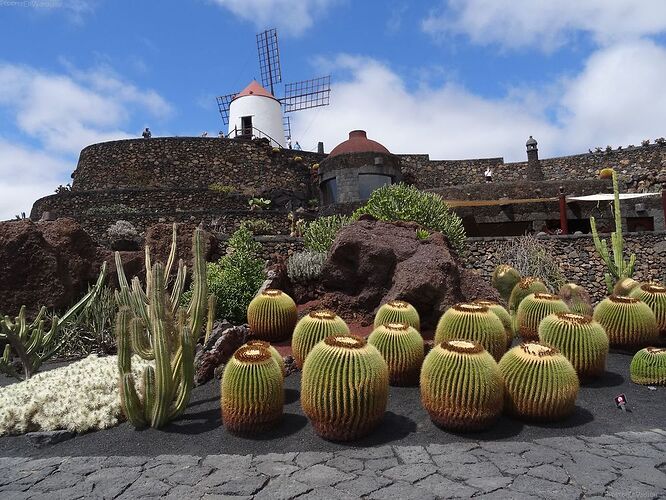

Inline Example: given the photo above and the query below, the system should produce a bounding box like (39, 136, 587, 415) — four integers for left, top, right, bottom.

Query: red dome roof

(233, 80, 277, 101)
(329, 130, 390, 157)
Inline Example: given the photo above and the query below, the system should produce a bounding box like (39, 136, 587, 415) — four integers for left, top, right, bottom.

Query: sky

(2, 0, 666, 220)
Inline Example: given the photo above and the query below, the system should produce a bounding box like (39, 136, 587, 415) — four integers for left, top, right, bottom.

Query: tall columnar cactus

(0, 262, 107, 380)
(435, 303, 507, 361)
(498, 342, 579, 421)
(221, 344, 284, 433)
(558, 283, 593, 316)
(590, 170, 636, 294)
(245, 340, 285, 375)
(629, 283, 666, 342)
(374, 300, 420, 331)
(246, 289, 298, 341)
(116, 226, 214, 429)
(516, 293, 570, 342)
(539, 312, 609, 379)
(368, 322, 424, 386)
(629, 347, 666, 385)
(474, 300, 514, 349)
(593, 295, 658, 348)
(301, 335, 389, 441)
(491, 265, 522, 303)
(613, 277, 640, 297)
(420, 340, 504, 431)
(508, 277, 549, 313)
(291, 310, 349, 369)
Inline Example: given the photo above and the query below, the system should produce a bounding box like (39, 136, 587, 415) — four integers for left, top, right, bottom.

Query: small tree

(590, 170, 635, 293)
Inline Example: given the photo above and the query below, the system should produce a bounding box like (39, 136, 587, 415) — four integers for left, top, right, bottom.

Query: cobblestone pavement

(1, 429, 665, 499)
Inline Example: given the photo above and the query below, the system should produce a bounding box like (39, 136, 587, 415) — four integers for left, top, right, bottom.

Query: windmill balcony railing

(226, 126, 283, 149)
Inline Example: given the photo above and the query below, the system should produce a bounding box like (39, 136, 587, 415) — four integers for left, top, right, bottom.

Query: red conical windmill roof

(233, 80, 277, 101)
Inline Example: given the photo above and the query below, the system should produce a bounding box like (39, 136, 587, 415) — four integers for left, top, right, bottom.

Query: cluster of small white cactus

(0, 354, 150, 435)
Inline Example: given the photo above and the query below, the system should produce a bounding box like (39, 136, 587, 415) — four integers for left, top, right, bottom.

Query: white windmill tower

(217, 29, 331, 148)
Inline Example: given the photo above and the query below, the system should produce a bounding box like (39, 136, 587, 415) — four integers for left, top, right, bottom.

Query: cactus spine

(629, 283, 666, 342)
(593, 295, 658, 348)
(516, 293, 570, 342)
(498, 342, 579, 421)
(368, 322, 424, 386)
(0, 262, 107, 380)
(508, 277, 548, 313)
(116, 226, 214, 428)
(474, 300, 514, 349)
(590, 170, 636, 293)
(245, 340, 285, 375)
(291, 310, 349, 369)
(301, 335, 388, 441)
(435, 303, 507, 361)
(558, 283, 593, 316)
(420, 340, 504, 431)
(491, 265, 522, 303)
(538, 313, 609, 379)
(247, 289, 298, 341)
(221, 344, 284, 433)
(629, 347, 666, 385)
(374, 300, 420, 330)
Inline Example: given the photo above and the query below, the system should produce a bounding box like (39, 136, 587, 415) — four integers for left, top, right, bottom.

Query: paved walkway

(1, 429, 665, 499)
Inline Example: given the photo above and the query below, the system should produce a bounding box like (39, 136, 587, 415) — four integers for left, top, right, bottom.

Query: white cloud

(0, 62, 172, 220)
(210, 0, 340, 36)
(292, 40, 666, 162)
(423, 0, 666, 51)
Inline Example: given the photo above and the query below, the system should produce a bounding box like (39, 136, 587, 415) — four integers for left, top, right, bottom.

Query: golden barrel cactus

(420, 340, 504, 431)
(491, 265, 522, 303)
(368, 322, 424, 386)
(244, 340, 284, 375)
(291, 310, 350, 369)
(516, 292, 570, 342)
(558, 283, 594, 316)
(630, 283, 666, 342)
(246, 289, 298, 341)
(474, 300, 514, 349)
(301, 335, 389, 441)
(508, 277, 549, 312)
(374, 300, 420, 331)
(593, 295, 658, 348)
(630, 347, 666, 385)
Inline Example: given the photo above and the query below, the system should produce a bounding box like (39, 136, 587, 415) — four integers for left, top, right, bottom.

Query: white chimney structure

(227, 80, 285, 148)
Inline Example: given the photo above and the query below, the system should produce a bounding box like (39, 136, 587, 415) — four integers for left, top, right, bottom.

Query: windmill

(216, 28, 331, 148)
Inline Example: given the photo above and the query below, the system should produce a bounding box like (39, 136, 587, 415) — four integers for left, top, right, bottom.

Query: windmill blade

(216, 92, 237, 126)
(257, 29, 282, 95)
(282, 75, 331, 113)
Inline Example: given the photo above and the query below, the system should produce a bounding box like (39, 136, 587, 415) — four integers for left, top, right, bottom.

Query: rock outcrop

(313, 219, 499, 328)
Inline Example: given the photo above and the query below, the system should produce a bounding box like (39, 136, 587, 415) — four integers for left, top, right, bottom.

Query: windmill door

(241, 116, 253, 138)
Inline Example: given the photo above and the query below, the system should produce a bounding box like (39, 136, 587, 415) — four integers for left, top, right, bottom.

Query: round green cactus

(435, 303, 507, 361)
(491, 265, 522, 302)
(374, 300, 420, 331)
(508, 277, 549, 312)
(612, 277, 640, 297)
(291, 310, 350, 369)
(245, 340, 284, 375)
(474, 300, 514, 349)
(301, 335, 389, 441)
(558, 283, 593, 316)
(538, 312, 609, 379)
(630, 347, 666, 385)
(420, 340, 504, 431)
(368, 322, 424, 386)
(516, 292, 570, 342)
(629, 283, 666, 342)
(246, 289, 298, 341)
(498, 342, 579, 421)
(220, 345, 284, 434)
(593, 295, 658, 348)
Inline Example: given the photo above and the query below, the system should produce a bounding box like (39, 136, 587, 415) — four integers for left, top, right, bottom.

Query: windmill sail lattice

(256, 29, 282, 96)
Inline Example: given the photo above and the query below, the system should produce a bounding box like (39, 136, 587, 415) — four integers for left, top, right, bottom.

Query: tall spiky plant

(0, 263, 107, 380)
(115, 225, 214, 428)
(590, 170, 636, 293)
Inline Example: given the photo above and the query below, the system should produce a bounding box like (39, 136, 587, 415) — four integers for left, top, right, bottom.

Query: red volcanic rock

(312, 219, 499, 328)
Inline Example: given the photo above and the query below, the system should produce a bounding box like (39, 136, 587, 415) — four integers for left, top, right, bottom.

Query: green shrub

(208, 183, 236, 195)
(496, 235, 566, 292)
(183, 227, 265, 324)
(240, 218, 272, 235)
(352, 183, 466, 255)
(86, 204, 137, 216)
(303, 215, 352, 252)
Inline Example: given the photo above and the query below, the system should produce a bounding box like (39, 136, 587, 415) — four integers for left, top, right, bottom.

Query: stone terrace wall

(400, 143, 666, 190)
(71, 137, 324, 193)
(466, 231, 666, 303)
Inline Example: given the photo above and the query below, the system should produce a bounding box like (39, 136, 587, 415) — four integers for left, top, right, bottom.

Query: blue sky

(2, 0, 666, 219)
